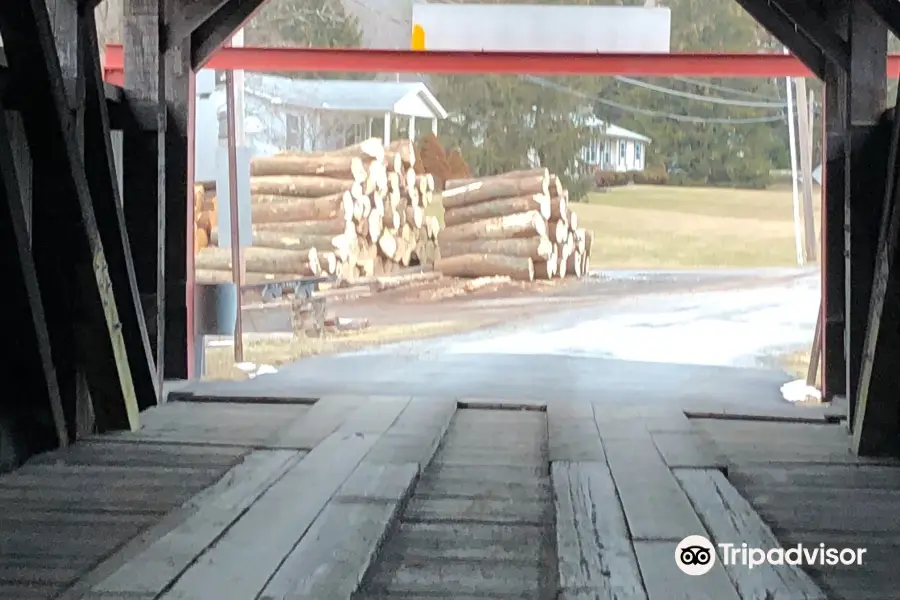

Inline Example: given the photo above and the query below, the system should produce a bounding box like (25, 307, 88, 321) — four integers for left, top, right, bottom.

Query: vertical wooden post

(845, 1, 888, 425)
(163, 24, 193, 383)
(123, 0, 166, 406)
(822, 0, 849, 406)
(224, 65, 244, 363)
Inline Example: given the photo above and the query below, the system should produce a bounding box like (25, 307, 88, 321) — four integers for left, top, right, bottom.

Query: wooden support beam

(771, 0, 851, 71)
(123, 0, 166, 405)
(845, 1, 888, 431)
(850, 0, 900, 455)
(865, 0, 900, 40)
(853, 99, 900, 456)
(0, 112, 68, 451)
(735, 0, 827, 78)
(191, 0, 267, 70)
(167, 0, 231, 46)
(82, 9, 159, 410)
(163, 24, 192, 380)
(0, 0, 142, 433)
(822, 0, 848, 404)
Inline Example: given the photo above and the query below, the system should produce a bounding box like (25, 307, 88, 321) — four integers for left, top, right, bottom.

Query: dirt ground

(204, 275, 583, 379)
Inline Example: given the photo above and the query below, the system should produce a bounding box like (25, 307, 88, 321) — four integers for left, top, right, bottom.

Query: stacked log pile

(194, 138, 440, 284)
(436, 168, 592, 281)
(194, 183, 217, 254)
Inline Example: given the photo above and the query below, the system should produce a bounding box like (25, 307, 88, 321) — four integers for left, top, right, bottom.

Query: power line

(613, 76, 787, 108)
(524, 75, 791, 124)
(671, 76, 784, 101)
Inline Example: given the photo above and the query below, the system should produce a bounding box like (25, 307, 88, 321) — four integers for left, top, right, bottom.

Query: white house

(205, 74, 448, 157)
(579, 116, 652, 173)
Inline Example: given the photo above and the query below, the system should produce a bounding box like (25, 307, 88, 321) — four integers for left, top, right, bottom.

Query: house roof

(237, 74, 448, 120)
(582, 114, 652, 143)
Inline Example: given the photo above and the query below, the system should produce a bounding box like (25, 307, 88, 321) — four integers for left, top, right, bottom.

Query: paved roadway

(180, 267, 822, 413)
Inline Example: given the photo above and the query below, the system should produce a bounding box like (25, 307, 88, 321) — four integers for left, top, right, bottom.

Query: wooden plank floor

(0, 400, 319, 600)
(696, 418, 900, 600)
(0, 440, 245, 599)
(7, 395, 890, 600)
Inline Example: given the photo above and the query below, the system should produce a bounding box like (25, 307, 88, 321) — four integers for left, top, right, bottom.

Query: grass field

(429, 184, 821, 269)
(579, 185, 821, 268)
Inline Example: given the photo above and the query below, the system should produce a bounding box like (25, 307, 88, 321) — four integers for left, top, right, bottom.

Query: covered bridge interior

(2, 0, 900, 598)
(4, 0, 894, 458)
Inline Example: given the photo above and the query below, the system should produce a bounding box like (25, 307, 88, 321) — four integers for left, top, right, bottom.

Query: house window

(286, 114, 300, 149)
(619, 140, 627, 162)
(634, 143, 642, 163)
(604, 141, 611, 166)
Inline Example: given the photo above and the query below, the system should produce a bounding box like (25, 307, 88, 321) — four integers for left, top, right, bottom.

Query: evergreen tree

(430, 0, 799, 188)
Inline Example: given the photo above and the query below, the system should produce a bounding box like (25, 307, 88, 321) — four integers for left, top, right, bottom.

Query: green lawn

(430, 184, 819, 269)
(575, 184, 820, 269)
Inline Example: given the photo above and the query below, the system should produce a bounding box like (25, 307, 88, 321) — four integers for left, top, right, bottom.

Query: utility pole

(795, 76, 818, 262)
(232, 28, 245, 145)
(784, 59, 804, 266)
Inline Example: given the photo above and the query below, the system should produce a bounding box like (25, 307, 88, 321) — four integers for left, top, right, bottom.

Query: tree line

(245, 0, 861, 191)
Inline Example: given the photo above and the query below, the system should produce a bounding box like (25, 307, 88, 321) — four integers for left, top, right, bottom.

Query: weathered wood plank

(340, 397, 412, 433)
(335, 462, 419, 503)
(416, 471, 550, 499)
(267, 395, 366, 449)
(258, 501, 402, 600)
(366, 560, 544, 598)
(435, 444, 546, 467)
(352, 397, 456, 469)
(552, 461, 645, 598)
(157, 398, 410, 600)
(90, 450, 300, 595)
(82, 8, 158, 410)
(258, 400, 460, 599)
(672, 468, 827, 599)
(0, 112, 69, 452)
(634, 541, 740, 600)
(547, 400, 605, 462)
(27, 440, 245, 469)
(100, 401, 311, 446)
(404, 496, 547, 525)
(595, 405, 695, 439)
(601, 435, 707, 541)
(384, 521, 545, 562)
(731, 463, 900, 489)
(650, 431, 727, 471)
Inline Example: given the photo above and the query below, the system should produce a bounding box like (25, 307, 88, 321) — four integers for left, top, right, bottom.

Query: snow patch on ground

(442, 274, 820, 369)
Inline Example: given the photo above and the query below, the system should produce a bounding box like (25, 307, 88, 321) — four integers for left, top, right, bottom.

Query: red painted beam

(102, 44, 900, 79)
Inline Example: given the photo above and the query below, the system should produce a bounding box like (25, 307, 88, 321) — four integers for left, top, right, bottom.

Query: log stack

(194, 183, 217, 254)
(436, 169, 592, 281)
(194, 138, 440, 284)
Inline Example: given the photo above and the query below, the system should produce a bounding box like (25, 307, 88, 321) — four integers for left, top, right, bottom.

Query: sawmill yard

(195, 139, 811, 380)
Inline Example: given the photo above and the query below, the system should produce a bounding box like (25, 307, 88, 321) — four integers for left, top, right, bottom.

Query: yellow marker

(411, 24, 426, 51)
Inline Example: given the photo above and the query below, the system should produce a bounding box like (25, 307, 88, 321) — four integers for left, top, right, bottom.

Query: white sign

(411, 4, 671, 53)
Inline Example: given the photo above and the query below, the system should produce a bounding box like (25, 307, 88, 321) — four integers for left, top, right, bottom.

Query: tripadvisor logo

(675, 535, 867, 575)
(675, 535, 716, 576)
